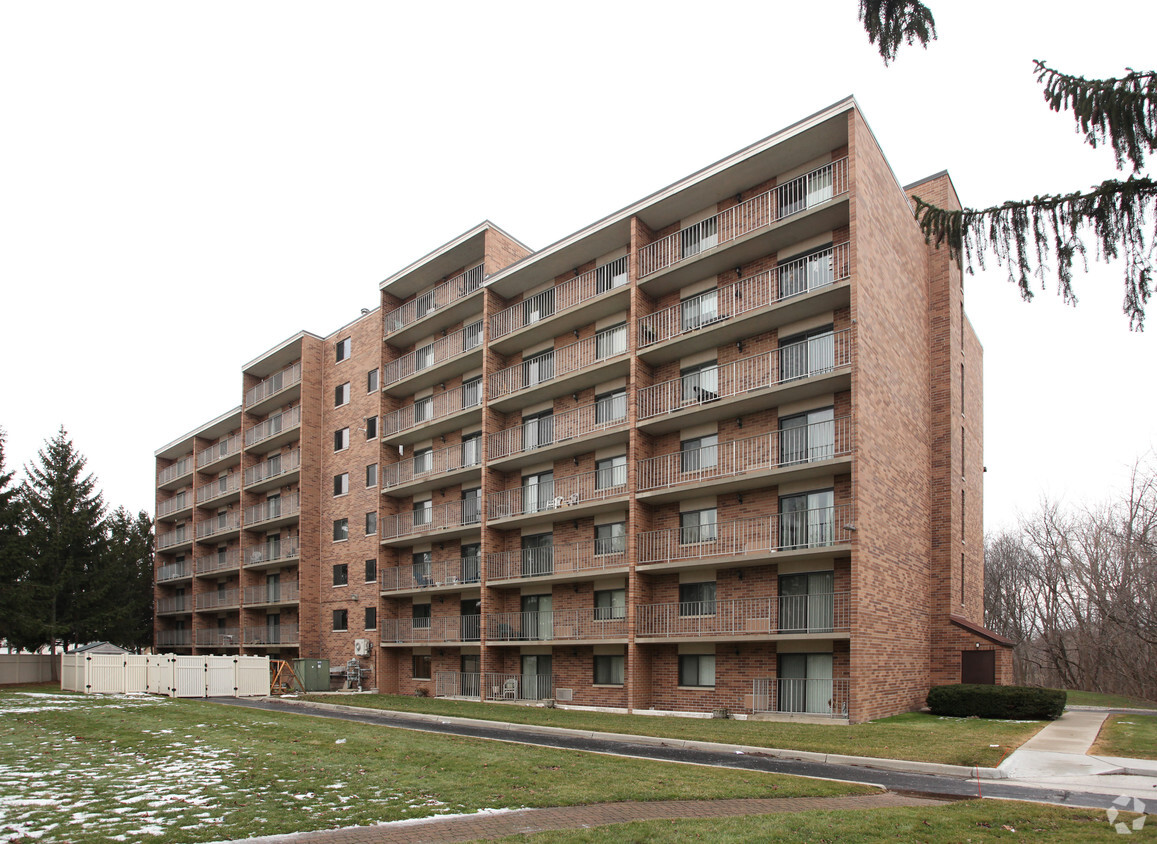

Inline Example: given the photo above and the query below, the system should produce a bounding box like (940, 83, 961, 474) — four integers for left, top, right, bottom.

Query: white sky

(1, 1, 1154, 533)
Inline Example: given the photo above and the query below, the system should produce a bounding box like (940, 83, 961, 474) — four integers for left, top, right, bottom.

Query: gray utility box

(293, 658, 330, 692)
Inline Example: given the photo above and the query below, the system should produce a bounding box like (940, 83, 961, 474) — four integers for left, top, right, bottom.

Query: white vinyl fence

(60, 653, 270, 698)
(0, 654, 56, 684)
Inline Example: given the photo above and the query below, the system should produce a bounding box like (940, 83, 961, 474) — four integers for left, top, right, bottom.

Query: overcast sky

(2, 1, 1154, 532)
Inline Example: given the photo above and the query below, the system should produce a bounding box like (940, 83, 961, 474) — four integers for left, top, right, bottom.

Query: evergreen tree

(98, 507, 155, 650)
(0, 429, 29, 652)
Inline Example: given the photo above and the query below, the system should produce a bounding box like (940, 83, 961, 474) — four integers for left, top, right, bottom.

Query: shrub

(927, 684, 1066, 720)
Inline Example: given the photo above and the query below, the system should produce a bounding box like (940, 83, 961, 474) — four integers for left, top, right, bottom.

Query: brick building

(153, 98, 1013, 723)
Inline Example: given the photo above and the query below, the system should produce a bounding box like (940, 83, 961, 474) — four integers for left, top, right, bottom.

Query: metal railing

(638, 243, 850, 347)
(157, 491, 192, 518)
(489, 325, 629, 400)
(638, 503, 855, 565)
(383, 264, 484, 335)
(486, 538, 627, 581)
(381, 499, 481, 540)
(635, 592, 849, 638)
(487, 465, 627, 521)
(245, 536, 300, 567)
(195, 548, 242, 575)
(381, 381, 481, 438)
(156, 595, 191, 614)
(381, 615, 480, 644)
(489, 257, 629, 340)
(155, 629, 192, 647)
(157, 526, 191, 550)
(195, 510, 241, 539)
(196, 473, 241, 505)
(156, 561, 192, 582)
(195, 588, 240, 611)
(195, 628, 241, 647)
(244, 449, 300, 487)
(637, 158, 849, 278)
(488, 395, 628, 461)
(752, 677, 849, 718)
(244, 406, 302, 448)
(382, 440, 481, 489)
(638, 327, 853, 420)
(243, 623, 299, 645)
(245, 362, 302, 408)
(157, 456, 193, 486)
(243, 581, 300, 605)
(486, 608, 629, 642)
(434, 671, 558, 702)
(637, 417, 853, 492)
(381, 320, 484, 387)
(244, 493, 300, 527)
(378, 556, 481, 592)
(196, 433, 241, 469)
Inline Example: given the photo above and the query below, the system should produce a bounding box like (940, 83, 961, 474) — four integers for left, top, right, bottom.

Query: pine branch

(1034, 61, 1157, 172)
(913, 177, 1157, 330)
(858, 0, 936, 65)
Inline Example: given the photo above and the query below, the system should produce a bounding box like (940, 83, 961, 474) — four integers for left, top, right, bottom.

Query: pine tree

(0, 429, 29, 652)
(98, 507, 155, 650)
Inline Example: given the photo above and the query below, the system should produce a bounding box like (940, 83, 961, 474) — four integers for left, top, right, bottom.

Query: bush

(927, 684, 1066, 720)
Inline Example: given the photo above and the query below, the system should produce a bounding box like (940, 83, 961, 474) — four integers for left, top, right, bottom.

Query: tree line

(0, 427, 153, 654)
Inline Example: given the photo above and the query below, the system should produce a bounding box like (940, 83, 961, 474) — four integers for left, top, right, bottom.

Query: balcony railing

(156, 561, 192, 582)
(157, 456, 193, 486)
(196, 511, 241, 539)
(488, 465, 627, 521)
(244, 623, 300, 646)
(381, 615, 480, 644)
(489, 325, 629, 400)
(244, 406, 301, 448)
(157, 526, 191, 550)
(244, 493, 300, 527)
(243, 581, 300, 605)
(195, 588, 241, 611)
(196, 473, 241, 505)
(486, 538, 627, 582)
(195, 548, 242, 575)
(155, 629, 192, 647)
(486, 608, 629, 642)
(195, 627, 240, 647)
(381, 499, 481, 540)
(381, 381, 481, 439)
(157, 491, 192, 518)
(379, 555, 481, 593)
(636, 158, 849, 278)
(245, 362, 302, 408)
(382, 321, 484, 388)
(637, 417, 853, 492)
(382, 441, 481, 490)
(752, 677, 849, 718)
(245, 537, 300, 567)
(488, 395, 628, 461)
(638, 243, 851, 347)
(638, 503, 855, 565)
(156, 595, 191, 614)
(434, 671, 557, 702)
(244, 449, 300, 487)
(636, 592, 849, 638)
(383, 264, 485, 336)
(638, 327, 853, 420)
(489, 257, 629, 341)
(196, 433, 241, 469)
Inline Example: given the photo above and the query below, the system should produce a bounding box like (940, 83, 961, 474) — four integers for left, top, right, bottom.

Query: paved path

(221, 793, 942, 844)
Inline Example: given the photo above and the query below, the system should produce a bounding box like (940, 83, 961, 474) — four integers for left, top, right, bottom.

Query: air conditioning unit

(354, 638, 371, 657)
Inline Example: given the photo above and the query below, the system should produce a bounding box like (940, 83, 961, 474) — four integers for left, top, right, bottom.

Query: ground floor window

(678, 653, 715, 687)
(594, 654, 624, 686)
(778, 652, 834, 714)
(412, 654, 431, 680)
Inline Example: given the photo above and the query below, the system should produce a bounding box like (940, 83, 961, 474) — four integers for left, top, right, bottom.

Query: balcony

(155, 629, 192, 648)
(196, 588, 241, 611)
(381, 615, 480, 645)
(381, 381, 482, 445)
(196, 433, 242, 473)
(245, 362, 302, 415)
(379, 555, 481, 595)
(195, 548, 242, 576)
(487, 326, 630, 411)
(637, 503, 855, 570)
(381, 440, 481, 497)
(636, 158, 850, 295)
(637, 243, 851, 364)
(380, 499, 481, 545)
(487, 466, 628, 527)
(196, 473, 241, 507)
(195, 627, 240, 648)
(488, 257, 630, 353)
(244, 493, 300, 531)
(637, 327, 853, 433)
(244, 449, 300, 494)
(636, 417, 853, 502)
(157, 490, 193, 521)
(383, 264, 484, 344)
(435, 671, 557, 702)
(486, 609, 629, 643)
(243, 581, 300, 607)
(486, 539, 627, 585)
(487, 396, 629, 470)
(196, 511, 241, 542)
(157, 526, 192, 552)
(244, 406, 302, 453)
(245, 537, 301, 570)
(635, 593, 850, 640)
(157, 456, 194, 491)
(243, 623, 299, 646)
(156, 595, 191, 615)
(381, 321, 484, 396)
(156, 561, 192, 583)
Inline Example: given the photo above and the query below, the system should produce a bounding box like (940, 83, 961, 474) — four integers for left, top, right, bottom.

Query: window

(523, 349, 554, 387)
(521, 471, 554, 514)
(461, 488, 481, 524)
(413, 448, 433, 475)
(365, 558, 377, 583)
(595, 256, 628, 292)
(680, 434, 718, 473)
(408, 397, 432, 425)
(412, 653, 431, 679)
(414, 289, 435, 319)
(678, 653, 715, 687)
(681, 361, 719, 403)
(524, 287, 555, 324)
(779, 244, 835, 299)
(680, 216, 718, 258)
(679, 581, 716, 616)
(595, 322, 627, 359)
(335, 382, 350, 407)
(522, 410, 554, 450)
(365, 511, 377, 536)
(594, 654, 624, 685)
(521, 533, 554, 577)
(680, 508, 717, 544)
(461, 432, 482, 467)
(463, 320, 483, 350)
(779, 407, 834, 465)
(333, 473, 349, 496)
(412, 499, 433, 526)
(460, 543, 481, 583)
(412, 551, 432, 586)
(334, 428, 350, 452)
(779, 489, 835, 549)
(333, 518, 349, 542)
(332, 609, 348, 631)
(366, 463, 378, 488)
(365, 416, 378, 439)
(336, 337, 351, 362)
(415, 342, 435, 371)
(778, 571, 834, 633)
(595, 389, 626, 424)
(779, 326, 834, 383)
(778, 652, 834, 714)
(364, 607, 377, 631)
(680, 288, 719, 331)
(462, 377, 482, 408)
(412, 603, 431, 629)
(367, 368, 379, 393)
(594, 521, 626, 555)
(595, 455, 627, 490)
(333, 563, 348, 586)
(594, 589, 626, 620)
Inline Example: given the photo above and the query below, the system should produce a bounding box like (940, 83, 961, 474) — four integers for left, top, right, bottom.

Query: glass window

(412, 551, 432, 586)
(594, 521, 626, 555)
(333, 564, 348, 586)
(461, 488, 481, 524)
(332, 609, 348, 630)
(333, 473, 349, 496)
(679, 581, 716, 616)
(413, 499, 432, 526)
(680, 434, 718, 473)
(412, 653, 431, 679)
(779, 489, 835, 549)
(365, 512, 377, 536)
(594, 654, 625, 685)
(460, 543, 481, 583)
(523, 349, 555, 387)
(333, 519, 349, 542)
(779, 407, 835, 466)
(334, 428, 350, 452)
(779, 244, 835, 299)
(595, 256, 628, 293)
(462, 377, 482, 408)
(413, 397, 432, 424)
(335, 382, 350, 407)
(680, 288, 719, 331)
(461, 432, 482, 467)
(595, 455, 627, 490)
(463, 320, 483, 350)
(679, 508, 717, 544)
(412, 603, 431, 629)
(521, 533, 554, 577)
(594, 589, 626, 620)
(413, 448, 434, 475)
(336, 338, 351, 362)
(366, 463, 378, 488)
(522, 410, 554, 450)
(367, 368, 379, 392)
(778, 571, 835, 634)
(524, 288, 555, 325)
(680, 216, 718, 258)
(365, 416, 378, 439)
(779, 326, 835, 383)
(364, 607, 377, 631)
(595, 389, 626, 425)
(415, 343, 435, 371)
(678, 653, 715, 687)
(521, 471, 554, 514)
(364, 559, 377, 583)
(595, 323, 627, 359)
(680, 361, 719, 403)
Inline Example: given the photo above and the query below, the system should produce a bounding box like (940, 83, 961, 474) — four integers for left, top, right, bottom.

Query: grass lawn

(1090, 714, 1157, 760)
(494, 800, 1132, 842)
(300, 693, 1043, 767)
(1061, 689, 1157, 709)
(0, 689, 870, 844)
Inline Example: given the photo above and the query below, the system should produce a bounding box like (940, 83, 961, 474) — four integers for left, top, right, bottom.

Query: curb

(267, 697, 1006, 780)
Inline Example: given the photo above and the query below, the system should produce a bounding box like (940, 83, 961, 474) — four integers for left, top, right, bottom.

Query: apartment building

(153, 97, 1012, 723)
